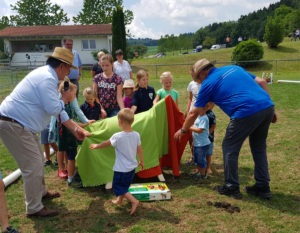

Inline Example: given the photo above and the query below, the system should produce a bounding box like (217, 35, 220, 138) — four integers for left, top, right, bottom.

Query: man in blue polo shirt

(63, 38, 82, 98)
(175, 58, 277, 199)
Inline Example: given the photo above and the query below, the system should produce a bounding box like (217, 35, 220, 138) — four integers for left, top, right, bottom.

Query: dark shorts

(40, 127, 50, 144)
(66, 149, 77, 161)
(113, 169, 135, 196)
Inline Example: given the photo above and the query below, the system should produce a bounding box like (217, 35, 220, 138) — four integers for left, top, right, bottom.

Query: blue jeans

(222, 106, 274, 188)
(193, 145, 210, 168)
(105, 108, 120, 118)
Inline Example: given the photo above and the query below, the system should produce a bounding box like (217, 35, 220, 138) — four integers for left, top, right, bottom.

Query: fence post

(275, 60, 278, 75)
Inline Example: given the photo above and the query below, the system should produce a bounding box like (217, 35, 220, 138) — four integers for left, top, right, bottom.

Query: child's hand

(138, 161, 144, 171)
(89, 144, 98, 150)
(100, 109, 107, 119)
(88, 120, 96, 125)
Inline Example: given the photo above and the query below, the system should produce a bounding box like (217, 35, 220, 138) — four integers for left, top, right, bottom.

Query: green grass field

(0, 39, 300, 232)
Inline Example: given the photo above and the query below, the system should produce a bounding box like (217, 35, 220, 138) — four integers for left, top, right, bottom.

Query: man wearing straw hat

(0, 47, 91, 217)
(175, 58, 277, 200)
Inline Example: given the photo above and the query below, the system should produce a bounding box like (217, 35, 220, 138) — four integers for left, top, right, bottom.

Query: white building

(0, 24, 112, 66)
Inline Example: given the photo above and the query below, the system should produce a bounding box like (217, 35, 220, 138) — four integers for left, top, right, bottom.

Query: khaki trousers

(0, 120, 47, 214)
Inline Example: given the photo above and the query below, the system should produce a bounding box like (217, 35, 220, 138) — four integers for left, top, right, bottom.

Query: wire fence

(1, 58, 300, 97)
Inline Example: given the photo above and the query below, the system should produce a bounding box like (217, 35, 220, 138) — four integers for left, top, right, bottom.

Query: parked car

(210, 44, 221, 50)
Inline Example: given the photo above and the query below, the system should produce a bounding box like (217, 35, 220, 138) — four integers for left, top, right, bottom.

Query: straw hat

(193, 58, 215, 76)
(123, 79, 135, 88)
(46, 47, 77, 69)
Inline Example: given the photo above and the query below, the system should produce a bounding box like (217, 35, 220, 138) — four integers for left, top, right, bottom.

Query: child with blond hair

(57, 81, 90, 186)
(153, 71, 179, 105)
(131, 70, 155, 114)
(80, 87, 105, 121)
(90, 108, 144, 215)
(189, 103, 211, 181)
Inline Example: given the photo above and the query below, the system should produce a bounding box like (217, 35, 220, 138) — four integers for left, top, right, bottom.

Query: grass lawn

(1, 40, 300, 232)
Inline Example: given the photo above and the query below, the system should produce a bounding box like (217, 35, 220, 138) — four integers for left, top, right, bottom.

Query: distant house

(0, 24, 112, 66)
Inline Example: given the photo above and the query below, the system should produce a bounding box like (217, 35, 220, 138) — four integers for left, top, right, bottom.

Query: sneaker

(44, 160, 52, 166)
(214, 184, 243, 199)
(193, 173, 207, 181)
(3, 226, 20, 233)
(189, 170, 199, 177)
(244, 184, 272, 199)
(54, 159, 58, 166)
(58, 170, 67, 179)
(67, 178, 82, 188)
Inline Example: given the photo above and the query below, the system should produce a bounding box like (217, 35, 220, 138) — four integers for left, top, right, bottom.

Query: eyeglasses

(65, 44, 73, 46)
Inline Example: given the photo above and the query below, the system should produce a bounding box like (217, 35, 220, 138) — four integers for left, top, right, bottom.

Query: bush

(231, 39, 264, 67)
(91, 49, 109, 61)
(264, 16, 284, 48)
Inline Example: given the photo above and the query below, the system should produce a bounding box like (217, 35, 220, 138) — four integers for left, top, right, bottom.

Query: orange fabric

(137, 95, 190, 178)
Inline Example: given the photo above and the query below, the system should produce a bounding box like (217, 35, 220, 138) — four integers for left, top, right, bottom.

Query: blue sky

(1, 0, 280, 39)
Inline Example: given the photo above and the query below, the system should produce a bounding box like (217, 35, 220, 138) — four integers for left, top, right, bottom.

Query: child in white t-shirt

(90, 108, 144, 215)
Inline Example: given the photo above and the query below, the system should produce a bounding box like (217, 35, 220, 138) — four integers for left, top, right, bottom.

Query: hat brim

(45, 55, 78, 70)
(196, 60, 216, 74)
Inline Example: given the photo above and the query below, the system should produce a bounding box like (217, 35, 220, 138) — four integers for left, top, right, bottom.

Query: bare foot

(206, 168, 213, 175)
(130, 200, 139, 215)
(112, 199, 122, 207)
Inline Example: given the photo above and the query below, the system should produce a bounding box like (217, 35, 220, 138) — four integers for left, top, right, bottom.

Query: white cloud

(127, 0, 280, 38)
(0, 0, 281, 39)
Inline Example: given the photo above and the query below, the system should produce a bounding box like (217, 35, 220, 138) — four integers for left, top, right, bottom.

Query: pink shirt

(123, 96, 132, 108)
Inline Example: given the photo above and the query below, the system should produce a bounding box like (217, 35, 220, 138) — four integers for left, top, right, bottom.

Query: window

(82, 40, 96, 50)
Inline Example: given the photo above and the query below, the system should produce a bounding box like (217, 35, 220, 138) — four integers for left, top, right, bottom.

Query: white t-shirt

(187, 81, 201, 111)
(113, 60, 132, 82)
(110, 131, 141, 172)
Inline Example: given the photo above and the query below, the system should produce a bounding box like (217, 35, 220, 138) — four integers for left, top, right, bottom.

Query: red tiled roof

(0, 24, 112, 38)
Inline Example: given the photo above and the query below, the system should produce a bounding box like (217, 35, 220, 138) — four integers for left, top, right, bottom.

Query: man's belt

(0, 116, 23, 126)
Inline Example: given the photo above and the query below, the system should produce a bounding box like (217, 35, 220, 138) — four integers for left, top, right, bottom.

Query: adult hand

(272, 112, 278, 123)
(74, 127, 91, 141)
(174, 129, 183, 141)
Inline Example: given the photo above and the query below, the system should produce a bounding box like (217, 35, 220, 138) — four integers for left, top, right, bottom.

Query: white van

(210, 44, 221, 50)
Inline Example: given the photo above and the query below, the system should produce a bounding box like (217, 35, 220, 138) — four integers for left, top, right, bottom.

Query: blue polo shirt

(68, 50, 82, 80)
(132, 86, 156, 113)
(195, 66, 274, 119)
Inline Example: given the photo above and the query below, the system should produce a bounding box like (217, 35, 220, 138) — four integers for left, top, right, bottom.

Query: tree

(10, 0, 69, 26)
(0, 16, 11, 55)
(73, 0, 133, 26)
(202, 36, 216, 49)
(232, 39, 264, 67)
(127, 44, 148, 59)
(264, 16, 284, 48)
(112, 6, 127, 60)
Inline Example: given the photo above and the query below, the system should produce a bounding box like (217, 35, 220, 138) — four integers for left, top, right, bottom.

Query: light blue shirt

(68, 50, 82, 80)
(192, 115, 210, 147)
(0, 65, 69, 132)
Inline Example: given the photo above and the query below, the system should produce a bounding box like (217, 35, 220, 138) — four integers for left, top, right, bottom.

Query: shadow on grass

(269, 46, 298, 54)
(29, 188, 180, 232)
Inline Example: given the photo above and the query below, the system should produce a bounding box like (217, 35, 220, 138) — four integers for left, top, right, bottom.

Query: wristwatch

(180, 128, 187, 134)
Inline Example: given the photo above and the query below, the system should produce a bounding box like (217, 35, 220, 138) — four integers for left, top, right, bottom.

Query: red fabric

(137, 95, 190, 178)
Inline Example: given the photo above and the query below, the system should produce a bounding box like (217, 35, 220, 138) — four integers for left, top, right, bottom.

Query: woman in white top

(113, 49, 133, 82)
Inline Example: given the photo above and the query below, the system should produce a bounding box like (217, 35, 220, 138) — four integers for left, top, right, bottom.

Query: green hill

(131, 38, 300, 78)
